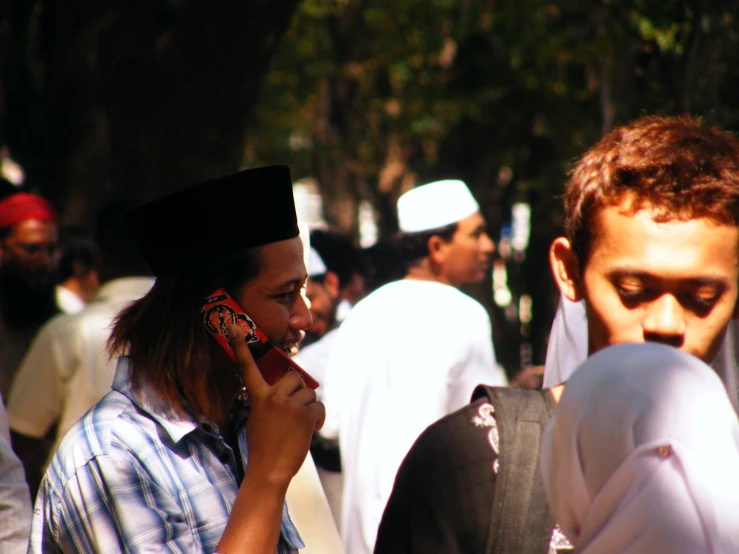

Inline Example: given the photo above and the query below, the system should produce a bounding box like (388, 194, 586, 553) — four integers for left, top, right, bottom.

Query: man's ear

(427, 235, 447, 265)
(550, 237, 583, 302)
(324, 271, 341, 300)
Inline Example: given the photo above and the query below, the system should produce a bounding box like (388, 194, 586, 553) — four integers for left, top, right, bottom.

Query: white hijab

(540, 343, 739, 554)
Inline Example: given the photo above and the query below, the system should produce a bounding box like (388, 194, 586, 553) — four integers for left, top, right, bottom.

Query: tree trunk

(3, 0, 300, 224)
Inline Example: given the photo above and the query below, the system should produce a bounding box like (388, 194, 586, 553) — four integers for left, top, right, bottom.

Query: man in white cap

(321, 179, 506, 554)
(300, 247, 342, 353)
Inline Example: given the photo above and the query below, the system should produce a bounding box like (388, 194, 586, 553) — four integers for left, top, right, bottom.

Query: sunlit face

(1, 219, 60, 290)
(553, 202, 739, 363)
(438, 211, 495, 286)
(235, 237, 312, 354)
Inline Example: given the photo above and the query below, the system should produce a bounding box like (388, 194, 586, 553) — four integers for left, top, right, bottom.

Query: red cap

(0, 193, 57, 229)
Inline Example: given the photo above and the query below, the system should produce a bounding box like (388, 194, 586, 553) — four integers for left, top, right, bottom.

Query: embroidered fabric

(472, 402, 573, 553)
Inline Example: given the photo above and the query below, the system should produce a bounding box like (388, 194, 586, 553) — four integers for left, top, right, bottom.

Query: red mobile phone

(201, 288, 319, 390)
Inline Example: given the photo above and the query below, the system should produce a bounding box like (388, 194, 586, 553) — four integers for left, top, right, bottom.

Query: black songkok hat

(126, 165, 299, 276)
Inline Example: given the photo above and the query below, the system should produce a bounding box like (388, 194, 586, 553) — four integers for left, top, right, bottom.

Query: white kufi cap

(397, 179, 479, 233)
(307, 247, 327, 277)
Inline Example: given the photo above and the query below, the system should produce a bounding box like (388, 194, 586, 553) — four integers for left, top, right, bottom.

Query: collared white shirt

(7, 277, 154, 464)
(294, 327, 340, 403)
(322, 279, 507, 554)
(55, 286, 86, 315)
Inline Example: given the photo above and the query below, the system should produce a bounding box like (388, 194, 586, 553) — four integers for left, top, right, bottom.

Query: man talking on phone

(30, 166, 325, 553)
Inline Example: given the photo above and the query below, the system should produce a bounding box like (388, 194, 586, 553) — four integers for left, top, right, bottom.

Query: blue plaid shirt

(29, 357, 304, 553)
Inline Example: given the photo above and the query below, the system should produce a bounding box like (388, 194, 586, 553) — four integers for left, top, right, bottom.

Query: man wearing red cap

(0, 192, 60, 398)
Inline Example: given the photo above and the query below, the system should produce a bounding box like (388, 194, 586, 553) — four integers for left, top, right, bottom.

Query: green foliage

(244, 0, 739, 369)
(247, 0, 739, 232)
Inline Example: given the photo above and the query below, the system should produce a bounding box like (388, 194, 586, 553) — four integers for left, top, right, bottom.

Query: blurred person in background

(362, 240, 407, 294)
(7, 202, 154, 497)
(55, 226, 99, 315)
(281, 225, 345, 554)
(295, 247, 345, 528)
(310, 229, 368, 327)
(300, 247, 342, 349)
(0, 192, 60, 398)
(323, 179, 505, 554)
(0, 395, 32, 552)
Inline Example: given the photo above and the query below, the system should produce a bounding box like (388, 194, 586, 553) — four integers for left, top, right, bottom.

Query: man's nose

(643, 294, 686, 347)
(290, 292, 313, 331)
(480, 233, 495, 255)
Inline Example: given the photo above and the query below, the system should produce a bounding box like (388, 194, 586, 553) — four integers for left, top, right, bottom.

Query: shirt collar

(94, 277, 155, 304)
(112, 356, 199, 444)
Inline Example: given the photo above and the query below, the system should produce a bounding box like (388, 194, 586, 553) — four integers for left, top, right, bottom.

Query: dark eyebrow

(273, 277, 306, 291)
(608, 269, 730, 288)
(686, 277, 730, 289)
(608, 270, 657, 281)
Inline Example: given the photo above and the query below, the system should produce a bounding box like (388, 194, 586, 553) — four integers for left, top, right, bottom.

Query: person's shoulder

(72, 304, 120, 344)
(420, 282, 488, 315)
(48, 391, 150, 486)
(388, 395, 499, 545)
(408, 396, 496, 461)
(451, 289, 490, 320)
(351, 280, 405, 311)
(31, 311, 77, 343)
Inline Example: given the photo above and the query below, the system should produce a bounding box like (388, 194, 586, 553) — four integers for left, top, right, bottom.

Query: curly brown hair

(564, 115, 739, 266)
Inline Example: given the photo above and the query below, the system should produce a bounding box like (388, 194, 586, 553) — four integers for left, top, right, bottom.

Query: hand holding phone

(201, 289, 319, 390)
(228, 324, 325, 485)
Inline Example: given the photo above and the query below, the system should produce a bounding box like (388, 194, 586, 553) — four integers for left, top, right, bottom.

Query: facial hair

(0, 263, 59, 329)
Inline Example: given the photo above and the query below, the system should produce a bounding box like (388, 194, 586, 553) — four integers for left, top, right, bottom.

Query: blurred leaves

(244, 0, 739, 367)
(245, 0, 739, 234)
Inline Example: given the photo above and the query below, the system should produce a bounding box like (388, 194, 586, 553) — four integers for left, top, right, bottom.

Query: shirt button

(657, 445, 672, 458)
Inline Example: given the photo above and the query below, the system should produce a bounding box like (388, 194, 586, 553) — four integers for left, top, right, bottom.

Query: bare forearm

(216, 471, 288, 554)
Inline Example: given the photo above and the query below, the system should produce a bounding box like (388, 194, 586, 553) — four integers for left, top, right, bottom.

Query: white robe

(322, 279, 507, 554)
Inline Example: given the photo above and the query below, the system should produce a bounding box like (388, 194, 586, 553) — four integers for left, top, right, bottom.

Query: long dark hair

(108, 247, 262, 421)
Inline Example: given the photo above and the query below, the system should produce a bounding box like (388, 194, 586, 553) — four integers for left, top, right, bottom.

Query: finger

(273, 370, 306, 396)
(289, 387, 317, 407)
(309, 402, 326, 431)
(228, 325, 268, 395)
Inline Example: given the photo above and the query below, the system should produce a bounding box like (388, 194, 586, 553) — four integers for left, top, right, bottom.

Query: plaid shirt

(29, 357, 304, 553)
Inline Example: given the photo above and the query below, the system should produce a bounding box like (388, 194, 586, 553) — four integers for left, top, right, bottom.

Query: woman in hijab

(540, 342, 739, 554)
